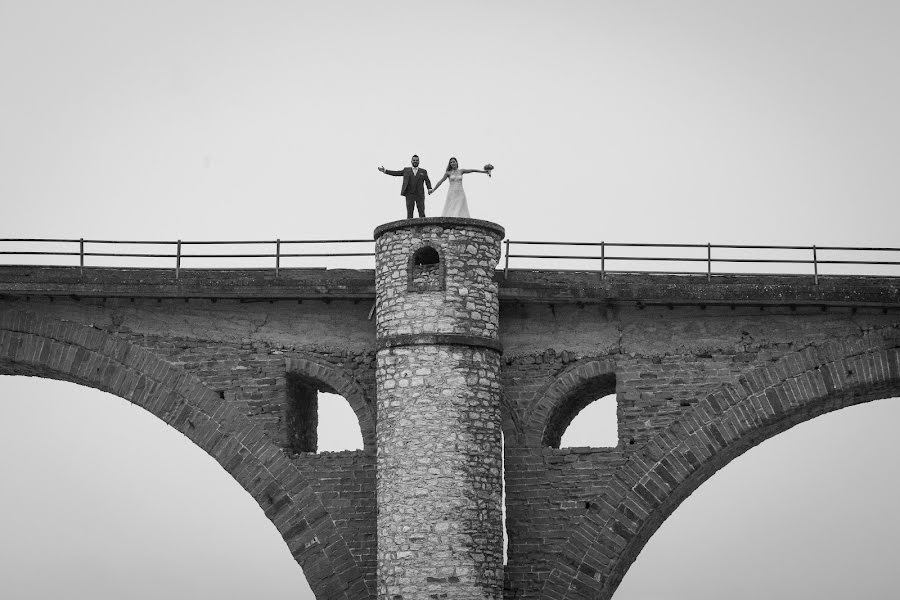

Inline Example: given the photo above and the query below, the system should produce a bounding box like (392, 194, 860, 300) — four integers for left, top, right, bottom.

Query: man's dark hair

(412, 154, 419, 159)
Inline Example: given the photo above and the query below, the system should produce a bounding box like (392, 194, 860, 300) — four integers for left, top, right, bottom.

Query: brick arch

(285, 354, 375, 453)
(0, 310, 373, 600)
(521, 358, 617, 448)
(541, 340, 900, 600)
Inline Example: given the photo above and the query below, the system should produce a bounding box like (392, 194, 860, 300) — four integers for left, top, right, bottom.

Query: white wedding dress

(440, 170, 470, 218)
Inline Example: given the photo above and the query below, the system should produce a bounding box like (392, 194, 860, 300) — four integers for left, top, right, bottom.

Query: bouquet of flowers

(484, 163, 494, 177)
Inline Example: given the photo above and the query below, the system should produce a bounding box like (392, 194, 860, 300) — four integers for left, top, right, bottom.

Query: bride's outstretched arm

(460, 169, 491, 176)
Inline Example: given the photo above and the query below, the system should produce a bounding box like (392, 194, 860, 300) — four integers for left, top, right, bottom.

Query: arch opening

(0, 374, 314, 600)
(318, 392, 365, 452)
(285, 371, 367, 454)
(408, 244, 445, 292)
(413, 245, 440, 266)
(559, 392, 618, 448)
(614, 393, 900, 600)
(543, 372, 617, 448)
(0, 315, 375, 598)
(283, 355, 374, 454)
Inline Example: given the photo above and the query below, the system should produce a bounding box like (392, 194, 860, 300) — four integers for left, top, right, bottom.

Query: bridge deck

(0, 266, 897, 308)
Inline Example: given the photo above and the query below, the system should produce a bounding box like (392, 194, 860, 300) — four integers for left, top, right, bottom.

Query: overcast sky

(1, 1, 899, 599)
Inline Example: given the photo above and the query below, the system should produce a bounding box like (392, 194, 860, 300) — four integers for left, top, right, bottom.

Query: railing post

(601, 241, 605, 280)
(275, 239, 281, 278)
(707, 243, 711, 282)
(813, 244, 818, 285)
(176, 240, 182, 280)
(504, 239, 510, 279)
(79, 238, 84, 276)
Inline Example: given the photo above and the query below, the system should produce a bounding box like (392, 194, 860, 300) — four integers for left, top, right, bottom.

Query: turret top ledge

(373, 217, 505, 240)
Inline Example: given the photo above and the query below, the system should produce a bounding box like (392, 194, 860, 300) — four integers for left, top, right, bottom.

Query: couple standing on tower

(379, 154, 493, 219)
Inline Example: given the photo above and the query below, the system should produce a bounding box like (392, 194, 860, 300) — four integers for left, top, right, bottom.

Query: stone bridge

(1, 218, 898, 599)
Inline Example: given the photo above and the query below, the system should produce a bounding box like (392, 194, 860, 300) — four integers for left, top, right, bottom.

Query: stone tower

(374, 217, 505, 600)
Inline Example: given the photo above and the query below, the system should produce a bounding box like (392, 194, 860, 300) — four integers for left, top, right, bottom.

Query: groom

(378, 154, 433, 219)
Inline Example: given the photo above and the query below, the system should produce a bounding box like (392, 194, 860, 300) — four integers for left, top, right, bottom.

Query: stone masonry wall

(376, 345, 503, 599)
(374, 218, 506, 600)
(293, 451, 378, 594)
(497, 303, 900, 599)
(375, 219, 503, 340)
(2, 266, 897, 600)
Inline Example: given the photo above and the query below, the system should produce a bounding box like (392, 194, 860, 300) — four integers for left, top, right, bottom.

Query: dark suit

(384, 167, 433, 218)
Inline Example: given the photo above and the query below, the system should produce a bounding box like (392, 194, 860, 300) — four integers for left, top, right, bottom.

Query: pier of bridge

(1, 217, 898, 599)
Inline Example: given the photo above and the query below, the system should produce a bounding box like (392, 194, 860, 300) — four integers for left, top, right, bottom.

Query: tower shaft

(374, 218, 505, 600)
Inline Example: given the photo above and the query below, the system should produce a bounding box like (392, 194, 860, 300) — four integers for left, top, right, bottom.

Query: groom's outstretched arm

(381, 167, 405, 176)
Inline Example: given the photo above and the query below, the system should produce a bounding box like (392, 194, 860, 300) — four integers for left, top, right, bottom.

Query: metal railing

(0, 238, 375, 278)
(503, 241, 900, 283)
(3, 237, 899, 283)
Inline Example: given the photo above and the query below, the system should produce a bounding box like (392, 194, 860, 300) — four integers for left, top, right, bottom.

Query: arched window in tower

(408, 244, 445, 292)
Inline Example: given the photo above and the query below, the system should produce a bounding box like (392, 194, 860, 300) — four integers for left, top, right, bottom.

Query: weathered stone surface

(376, 344, 503, 599)
(374, 218, 505, 600)
(374, 218, 504, 342)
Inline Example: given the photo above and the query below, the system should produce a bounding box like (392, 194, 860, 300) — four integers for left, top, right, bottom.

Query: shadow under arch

(541, 341, 900, 600)
(0, 309, 372, 600)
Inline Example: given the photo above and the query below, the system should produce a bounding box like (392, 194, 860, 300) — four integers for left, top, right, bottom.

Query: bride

(429, 157, 492, 218)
